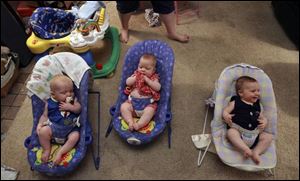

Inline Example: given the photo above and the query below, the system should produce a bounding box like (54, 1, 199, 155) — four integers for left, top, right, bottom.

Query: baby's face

(138, 57, 155, 77)
(239, 82, 260, 104)
(52, 82, 74, 102)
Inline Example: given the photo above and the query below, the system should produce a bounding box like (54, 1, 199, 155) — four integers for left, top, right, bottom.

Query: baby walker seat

(26, 2, 120, 79)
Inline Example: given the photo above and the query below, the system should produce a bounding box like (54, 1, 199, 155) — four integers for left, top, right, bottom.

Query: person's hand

(143, 75, 151, 84)
(59, 101, 73, 111)
(258, 115, 267, 131)
(223, 112, 234, 127)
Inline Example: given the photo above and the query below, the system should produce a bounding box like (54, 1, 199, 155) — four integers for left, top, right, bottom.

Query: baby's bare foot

(119, 29, 129, 43)
(53, 153, 63, 165)
(133, 123, 141, 131)
(168, 33, 190, 43)
(252, 152, 261, 165)
(243, 148, 253, 159)
(41, 149, 51, 163)
(128, 122, 134, 131)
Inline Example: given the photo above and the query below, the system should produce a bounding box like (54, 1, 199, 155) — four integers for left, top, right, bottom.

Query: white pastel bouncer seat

(210, 63, 277, 172)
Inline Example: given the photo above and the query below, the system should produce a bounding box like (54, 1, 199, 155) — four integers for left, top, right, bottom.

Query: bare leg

(53, 131, 80, 165)
(118, 12, 133, 43)
(38, 126, 52, 163)
(160, 12, 190, 43)
(227, 128, 252, 158)
(133, 107, 155, 131)
(120, 102, 134, 131)
(251, 132, 273, 165)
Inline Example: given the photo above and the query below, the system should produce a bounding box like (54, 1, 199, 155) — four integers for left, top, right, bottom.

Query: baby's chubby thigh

(38, 125, 52, 138)
(226, 127, 241, 140)
(140, 106, 156, 118)
(120, 101, 134, 113)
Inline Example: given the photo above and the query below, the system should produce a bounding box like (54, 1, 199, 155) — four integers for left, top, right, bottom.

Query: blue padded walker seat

(30, 7, 76, 39)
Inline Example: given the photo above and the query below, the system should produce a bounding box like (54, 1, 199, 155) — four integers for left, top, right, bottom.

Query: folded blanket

(26, 52, 90, 100)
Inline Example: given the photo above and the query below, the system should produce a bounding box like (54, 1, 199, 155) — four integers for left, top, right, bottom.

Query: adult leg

(120, 102, 135, 131)
(53, 131, 80, 165)
(152, 1, 189, 43)
(251, 132, 273, 165)
(116, 1, 139, 43)
(38, 126, 52, 163)
(118, 12, 132, 43)
(227, 128, 252, 158)
(133, 106, 155, 131)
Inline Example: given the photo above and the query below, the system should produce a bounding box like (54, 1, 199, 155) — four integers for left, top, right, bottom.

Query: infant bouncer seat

(24, 52, 94, 176)
(105, 40, 174, 147)
(208, 63, 277, 174)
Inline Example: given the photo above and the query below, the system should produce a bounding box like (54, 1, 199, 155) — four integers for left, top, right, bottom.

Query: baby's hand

(59, 102, 73, 111)
(258, 115, 267, 130)
(143, 75, 151, 84)
(223, 112, 234, 126)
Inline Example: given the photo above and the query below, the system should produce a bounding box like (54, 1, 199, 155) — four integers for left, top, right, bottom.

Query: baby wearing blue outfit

(222, 76, 273, 165)
(37, 75, 81, 165)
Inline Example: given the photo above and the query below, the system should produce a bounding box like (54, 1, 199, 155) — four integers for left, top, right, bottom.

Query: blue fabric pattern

(130, 97, 153, 112)
(30, 7, 76, 39)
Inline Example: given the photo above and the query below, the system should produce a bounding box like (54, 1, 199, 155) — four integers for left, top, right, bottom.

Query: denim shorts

(116, 1, 174, 14)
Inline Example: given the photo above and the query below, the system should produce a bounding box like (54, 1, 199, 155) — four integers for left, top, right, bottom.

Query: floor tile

(1, 94, 16, 106)
(9, 83, 23, 94)
(12, 95, 26, 107)
(16, 73, 30, 83)
(1, 119, 14, 133)
(1, 106, 9, 119)
(2, 106, 19, 120)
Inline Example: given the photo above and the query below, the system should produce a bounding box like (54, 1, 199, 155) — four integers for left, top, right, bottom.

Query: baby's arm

(258, 111, 268, 132)
(222, 101, 235, 126)
(59, 98, 81, 114)
(37, 102, 49, 133)
(144, 76, 161, 92)
(126, 74, 136, 86)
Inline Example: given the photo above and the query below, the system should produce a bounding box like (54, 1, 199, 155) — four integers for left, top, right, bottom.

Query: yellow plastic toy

(98, 8, 105, 25)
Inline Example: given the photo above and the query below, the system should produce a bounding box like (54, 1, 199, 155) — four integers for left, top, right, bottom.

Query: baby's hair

(235, 76, 258, 94)
(141, 53, 157, 66)
(50, 74, 73, 91)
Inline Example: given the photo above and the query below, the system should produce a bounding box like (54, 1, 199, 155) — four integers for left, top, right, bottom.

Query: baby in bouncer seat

(121, 54, 161, 131)
(222, 76, 273, 165)
(37, 75, 81, 165)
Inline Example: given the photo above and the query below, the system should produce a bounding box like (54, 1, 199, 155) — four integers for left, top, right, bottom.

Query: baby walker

(26, 2, 120, 78)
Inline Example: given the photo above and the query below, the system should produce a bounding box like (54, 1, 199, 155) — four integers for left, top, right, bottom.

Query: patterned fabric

(125, 70, 160, 101)
(112, 40, 174, 144)
(26, 52, 90, 100)
(230, 95, 261, 131)
(210, 63, 277, 171)
(30, 7, 76, 39)
(24, 57, 92, 175)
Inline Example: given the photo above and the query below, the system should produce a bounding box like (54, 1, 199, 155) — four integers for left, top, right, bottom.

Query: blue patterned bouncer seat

(30, 7, 76, 39)
(106, 40, 174, 146)
(24, 52, 93, 176)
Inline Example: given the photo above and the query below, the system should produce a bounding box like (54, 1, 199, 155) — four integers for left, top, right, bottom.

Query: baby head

(138, 54, 157, 77)
(235, 76, 260, 104)
(50, 75, 74, 102)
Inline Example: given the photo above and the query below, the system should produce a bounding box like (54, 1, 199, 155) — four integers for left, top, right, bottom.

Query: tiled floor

(1, 60, 35, 136)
